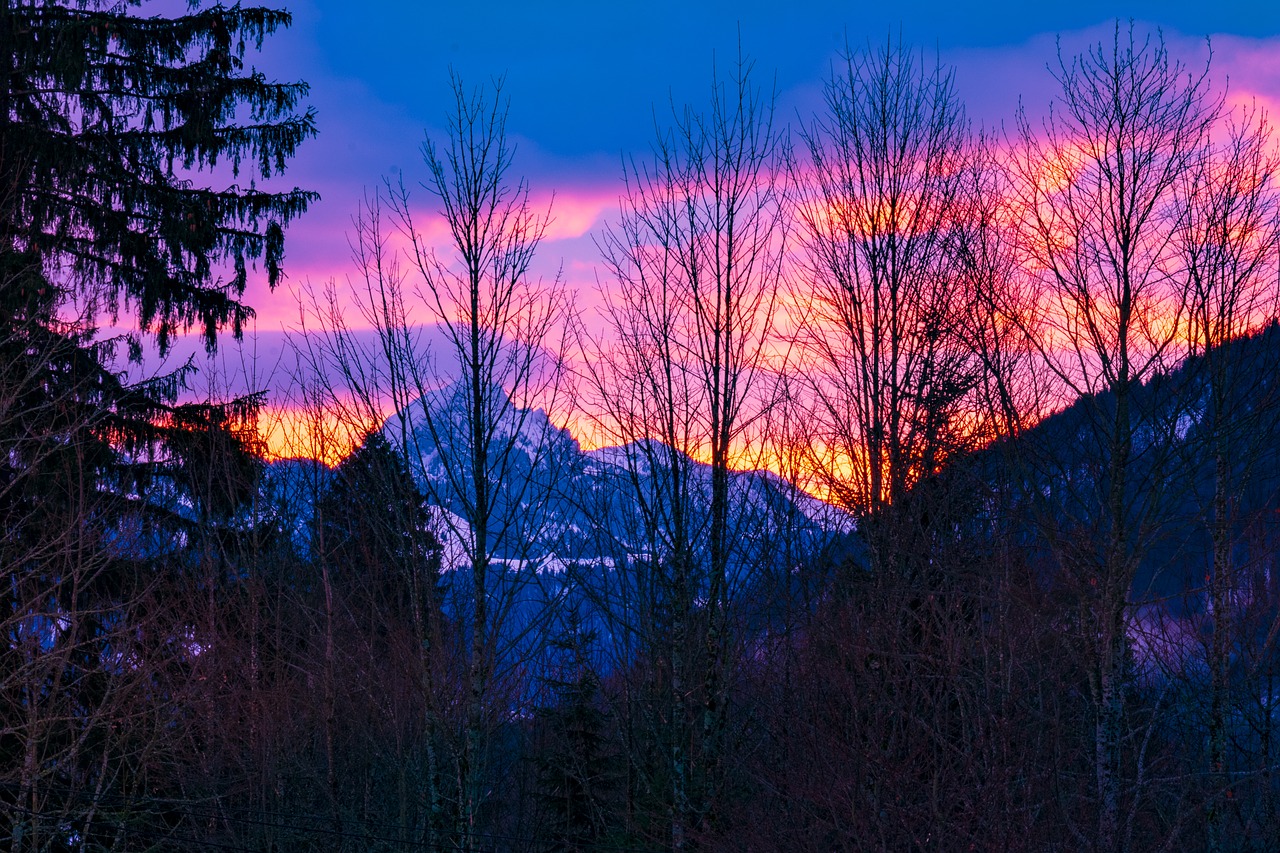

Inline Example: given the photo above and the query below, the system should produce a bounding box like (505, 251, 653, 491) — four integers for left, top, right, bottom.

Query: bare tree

(1010, 23, 1219, 850)
(791, 38, 988, 573)
(292, 75, 570, 851)
(583, 53, 787, 848)
(1172, 104, 1280, 851)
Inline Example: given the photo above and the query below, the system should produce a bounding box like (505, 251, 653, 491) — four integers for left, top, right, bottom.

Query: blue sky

(284, 0, 1280, 158)
(150, 0, 1280, 416)
(288, 0, 1280, 148)
(257, 1, 1280, 303)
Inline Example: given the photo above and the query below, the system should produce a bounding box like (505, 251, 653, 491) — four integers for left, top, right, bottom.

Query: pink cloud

(539, 189, 615, 241)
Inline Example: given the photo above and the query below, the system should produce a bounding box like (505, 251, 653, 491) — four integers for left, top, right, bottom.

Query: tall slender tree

(1173, 106, 1280, 851)
(792, 38, 986, 573)
(1011, 23, 1218, 850)
(586, 53, 787, 848)
(295, 75, 570, 851)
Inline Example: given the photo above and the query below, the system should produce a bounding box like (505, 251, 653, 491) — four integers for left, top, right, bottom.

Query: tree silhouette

(0, 1, 313, 847)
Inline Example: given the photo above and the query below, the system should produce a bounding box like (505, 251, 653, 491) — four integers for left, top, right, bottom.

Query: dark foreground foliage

(7, 6, 1280, 853)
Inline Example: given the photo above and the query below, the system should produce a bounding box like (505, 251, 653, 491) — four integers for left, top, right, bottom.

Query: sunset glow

(123, 8, 1279, 512)
(18, 3, 1280, 845)
(257, 404, 368, 467)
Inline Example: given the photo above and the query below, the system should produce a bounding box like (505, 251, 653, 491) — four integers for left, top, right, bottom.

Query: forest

(4, 2, 1280, 851)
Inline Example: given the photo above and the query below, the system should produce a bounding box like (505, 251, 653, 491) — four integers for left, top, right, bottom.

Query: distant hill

(372, 381, 846, 576)
(967, 321, 1280, 610)
(263, 380, 849, 672)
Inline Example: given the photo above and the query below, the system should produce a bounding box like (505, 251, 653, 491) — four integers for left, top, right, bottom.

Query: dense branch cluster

(6, 8, 1280, 852)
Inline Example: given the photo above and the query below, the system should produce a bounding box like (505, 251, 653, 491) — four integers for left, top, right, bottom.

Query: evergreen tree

(533, 612, 614, 853)
(312, 431, 449, 844)
(314, 430, 443, 615)
(0, 0, 315, 348)
(0, 2, 313, 847)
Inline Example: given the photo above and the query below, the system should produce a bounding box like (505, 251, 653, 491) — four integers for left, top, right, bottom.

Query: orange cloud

(257, 401, 379, 467)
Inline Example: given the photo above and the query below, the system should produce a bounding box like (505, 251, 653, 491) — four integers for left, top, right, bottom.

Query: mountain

(967, 321, 1280, 610)
(245, 381, 840, 679)
(375, 381, 845, 579)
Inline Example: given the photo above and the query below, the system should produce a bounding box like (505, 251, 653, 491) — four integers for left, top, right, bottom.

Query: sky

(143, 0, 1280, 454)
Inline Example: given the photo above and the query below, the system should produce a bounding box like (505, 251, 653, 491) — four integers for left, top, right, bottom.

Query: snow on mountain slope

(426, 504, 472, 572)
(265, 378, 854, 579)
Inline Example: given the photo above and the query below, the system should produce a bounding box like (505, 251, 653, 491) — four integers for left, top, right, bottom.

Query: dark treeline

(4, 3, 1280, 851)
